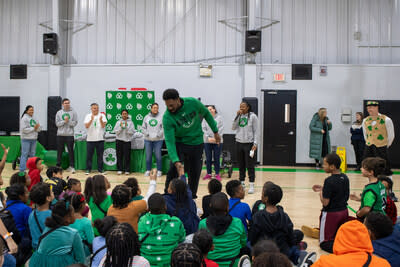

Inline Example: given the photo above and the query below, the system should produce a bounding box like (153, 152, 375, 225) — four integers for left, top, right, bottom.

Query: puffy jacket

(372, 228, 400, 267)
(27, 157, 42, 190)
(312, 220, 390, 267)
(309, 113, 332, 160)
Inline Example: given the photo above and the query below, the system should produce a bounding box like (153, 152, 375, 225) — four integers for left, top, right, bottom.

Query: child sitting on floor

(302, 153, 350, 253)
(226, 180, 252, 232)
(10, 171, 31, 188)
(192, 229, 218, 267)
(91, 216, 118, 267)
(45, 166, 67, 199)
(201, 179, 222, 219)
(26, 157, 44, 190)
(378, 175, 397, 224)
(123, 177, 144, 201)
(350, 157, 387, 220)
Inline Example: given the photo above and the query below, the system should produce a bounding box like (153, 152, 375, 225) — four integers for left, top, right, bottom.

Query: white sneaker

(241, 181, 246, 189)
(157, 171, 162, 177)
(66, 167, 76, 174)
(125, 172, 130, 175)
(117, 171, 122, 175)
(248, 183, 255, 194)
(85, 170, 90, 175)
(144, 171, 150, 176)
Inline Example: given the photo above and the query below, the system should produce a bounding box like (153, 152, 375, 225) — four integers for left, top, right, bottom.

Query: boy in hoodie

(198, 192, 246, 267)
(364, 212, 400, 267)
(55, 98, 78, 173)
(138, 193, 185, 267)
(313, 220, 390, 267)
(249, 181, 300, 264)
(113, 109, 136, 175)
(302, 153, 349, 253)
(26, 157, 44, 191)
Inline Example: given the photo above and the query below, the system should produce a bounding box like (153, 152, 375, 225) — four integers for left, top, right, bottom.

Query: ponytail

(45, 200, 73, 228)
(84, 177, 94, 202)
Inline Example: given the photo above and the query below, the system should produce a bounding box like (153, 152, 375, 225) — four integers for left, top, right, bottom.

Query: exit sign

(273, 73, 285, 82)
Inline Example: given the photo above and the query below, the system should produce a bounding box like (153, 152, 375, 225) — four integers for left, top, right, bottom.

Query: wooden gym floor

(2, 164, 399, 259)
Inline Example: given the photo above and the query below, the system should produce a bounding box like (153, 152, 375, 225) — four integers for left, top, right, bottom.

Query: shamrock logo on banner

(136, 114, 143, 120)
(103, 148, 117, 166)
(116, 93, 123, 99)
(136, 93, 143, 99)
(127, 93, 132, 99)
(106, 103, 113, 110)
(147, 103, 152, 110)
(106, 124, 113, 131)
(117, 103, 122, 110)
(107, 114, 112, 120)
(126, 103, 133, 110)
(137, 103, 142, 110)
(107, 93, 112, 99)
(116, 114, 122, 120)
(147, 93, 153, 99)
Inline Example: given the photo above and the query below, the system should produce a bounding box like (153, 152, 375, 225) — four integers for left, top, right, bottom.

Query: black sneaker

(390, 191, 398, 202)
(298, 252, 317, 267)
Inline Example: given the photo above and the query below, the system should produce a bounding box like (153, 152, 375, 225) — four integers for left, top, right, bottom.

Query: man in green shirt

(162, 89, 221, 199)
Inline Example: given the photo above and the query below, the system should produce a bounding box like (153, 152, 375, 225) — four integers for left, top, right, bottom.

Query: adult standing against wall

(162, 89, 220, 199)
(142, 103, 164, 177)
(20, 105, 41, 172)
(84, 103, 107, 175)
(114, 109, 135, 175)
(309, 108, 332, 169)
(232, 101, 259, 194)
(362, 101, 394, 176)
(350, 112, 365, 171)
(55, 98, 78, 173)
(202, 105, 224, 181)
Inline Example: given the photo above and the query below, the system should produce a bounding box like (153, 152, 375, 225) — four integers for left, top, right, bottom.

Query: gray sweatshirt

(202, 114, 224, 143)
(142, 112, 164, 141)
(20, 114, 41, 140)
(55, 108, 78, 136)
(232, 112, 259, 145)
(114, 119, 136, 142)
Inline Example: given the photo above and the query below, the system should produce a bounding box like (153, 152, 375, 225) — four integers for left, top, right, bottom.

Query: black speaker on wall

(43, 33, 58, 55)
(47, 96, 62, 150)
(242, 97, 258, 116)
(245, 30, 262, 53)
(10, 65, 27, 79)
(292, 64, 312, 80)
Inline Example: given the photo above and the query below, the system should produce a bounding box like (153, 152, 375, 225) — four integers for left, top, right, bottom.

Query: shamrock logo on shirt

(29, 119, 37, 127)
(149, 119, 158, 127)
(62, 113, 70, 120)
(239, 117, 248, 127)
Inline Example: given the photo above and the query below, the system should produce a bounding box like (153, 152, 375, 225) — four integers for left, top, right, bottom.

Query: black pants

(363, 144, 392, 175)
(165, 143, 204, 199)
(116, 140, 131, 172)
(56, 136, 75, 167)
(86, 141, 104, 172)
(352, 140, 365, 169)
(237, 142, 255, 183)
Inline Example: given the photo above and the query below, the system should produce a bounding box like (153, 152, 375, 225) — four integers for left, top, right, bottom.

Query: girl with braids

(60, 178, 89, 217)
(99, 223, 150, 267)
(19, 105, 41, 172)
(232, 101, 259, 194)
(171, 243, 203, 267)
(164, 174, 199, 235)
(69, 193, 95, 259)
(29, 200, 86, 267)
(107, 170, 157, 233)
(10, 171, 31, 187)
(84, 175, 112, 235)
(123, 177, 144, 201)
(91, 216, 118, 267)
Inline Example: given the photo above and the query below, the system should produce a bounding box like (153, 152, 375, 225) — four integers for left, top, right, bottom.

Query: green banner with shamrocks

(105, 90, 155, 132)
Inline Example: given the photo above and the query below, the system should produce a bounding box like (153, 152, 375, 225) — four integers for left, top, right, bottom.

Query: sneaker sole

(301, 226, 320, 239)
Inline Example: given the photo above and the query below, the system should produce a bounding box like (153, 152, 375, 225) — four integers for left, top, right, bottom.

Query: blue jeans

(204, 143, 222, 174)
(145, 140, 163, 171)
(20, 139, 37, 171)
(3, 253, 16, 267)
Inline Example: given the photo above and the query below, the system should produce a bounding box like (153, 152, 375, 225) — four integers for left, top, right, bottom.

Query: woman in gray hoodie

(142, 103, 164, 177)
(114, 109, 136, 175)
(20, 105, 41, 172)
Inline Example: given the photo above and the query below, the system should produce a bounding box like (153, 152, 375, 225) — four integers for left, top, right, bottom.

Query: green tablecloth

(74, 141, 147, 173)
(0, 136, 46, 162)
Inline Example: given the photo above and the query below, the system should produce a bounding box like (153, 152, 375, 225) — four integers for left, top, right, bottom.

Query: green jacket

(198, 217, 246, 267)
(163, 97, 218, 163)
(138, 213, 186, 267)
(309, 113, 332, 160)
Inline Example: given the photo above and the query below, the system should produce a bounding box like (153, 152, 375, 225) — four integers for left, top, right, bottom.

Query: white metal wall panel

(0, 0, 52, 64)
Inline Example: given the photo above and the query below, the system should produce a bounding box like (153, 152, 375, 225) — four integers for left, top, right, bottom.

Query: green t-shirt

(88, 195, 113, 236)
(138, 213, 186, 267)
(163, 97, 218, 163)
(69, 217, 95, 257)
(360, 181, 386, 215)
